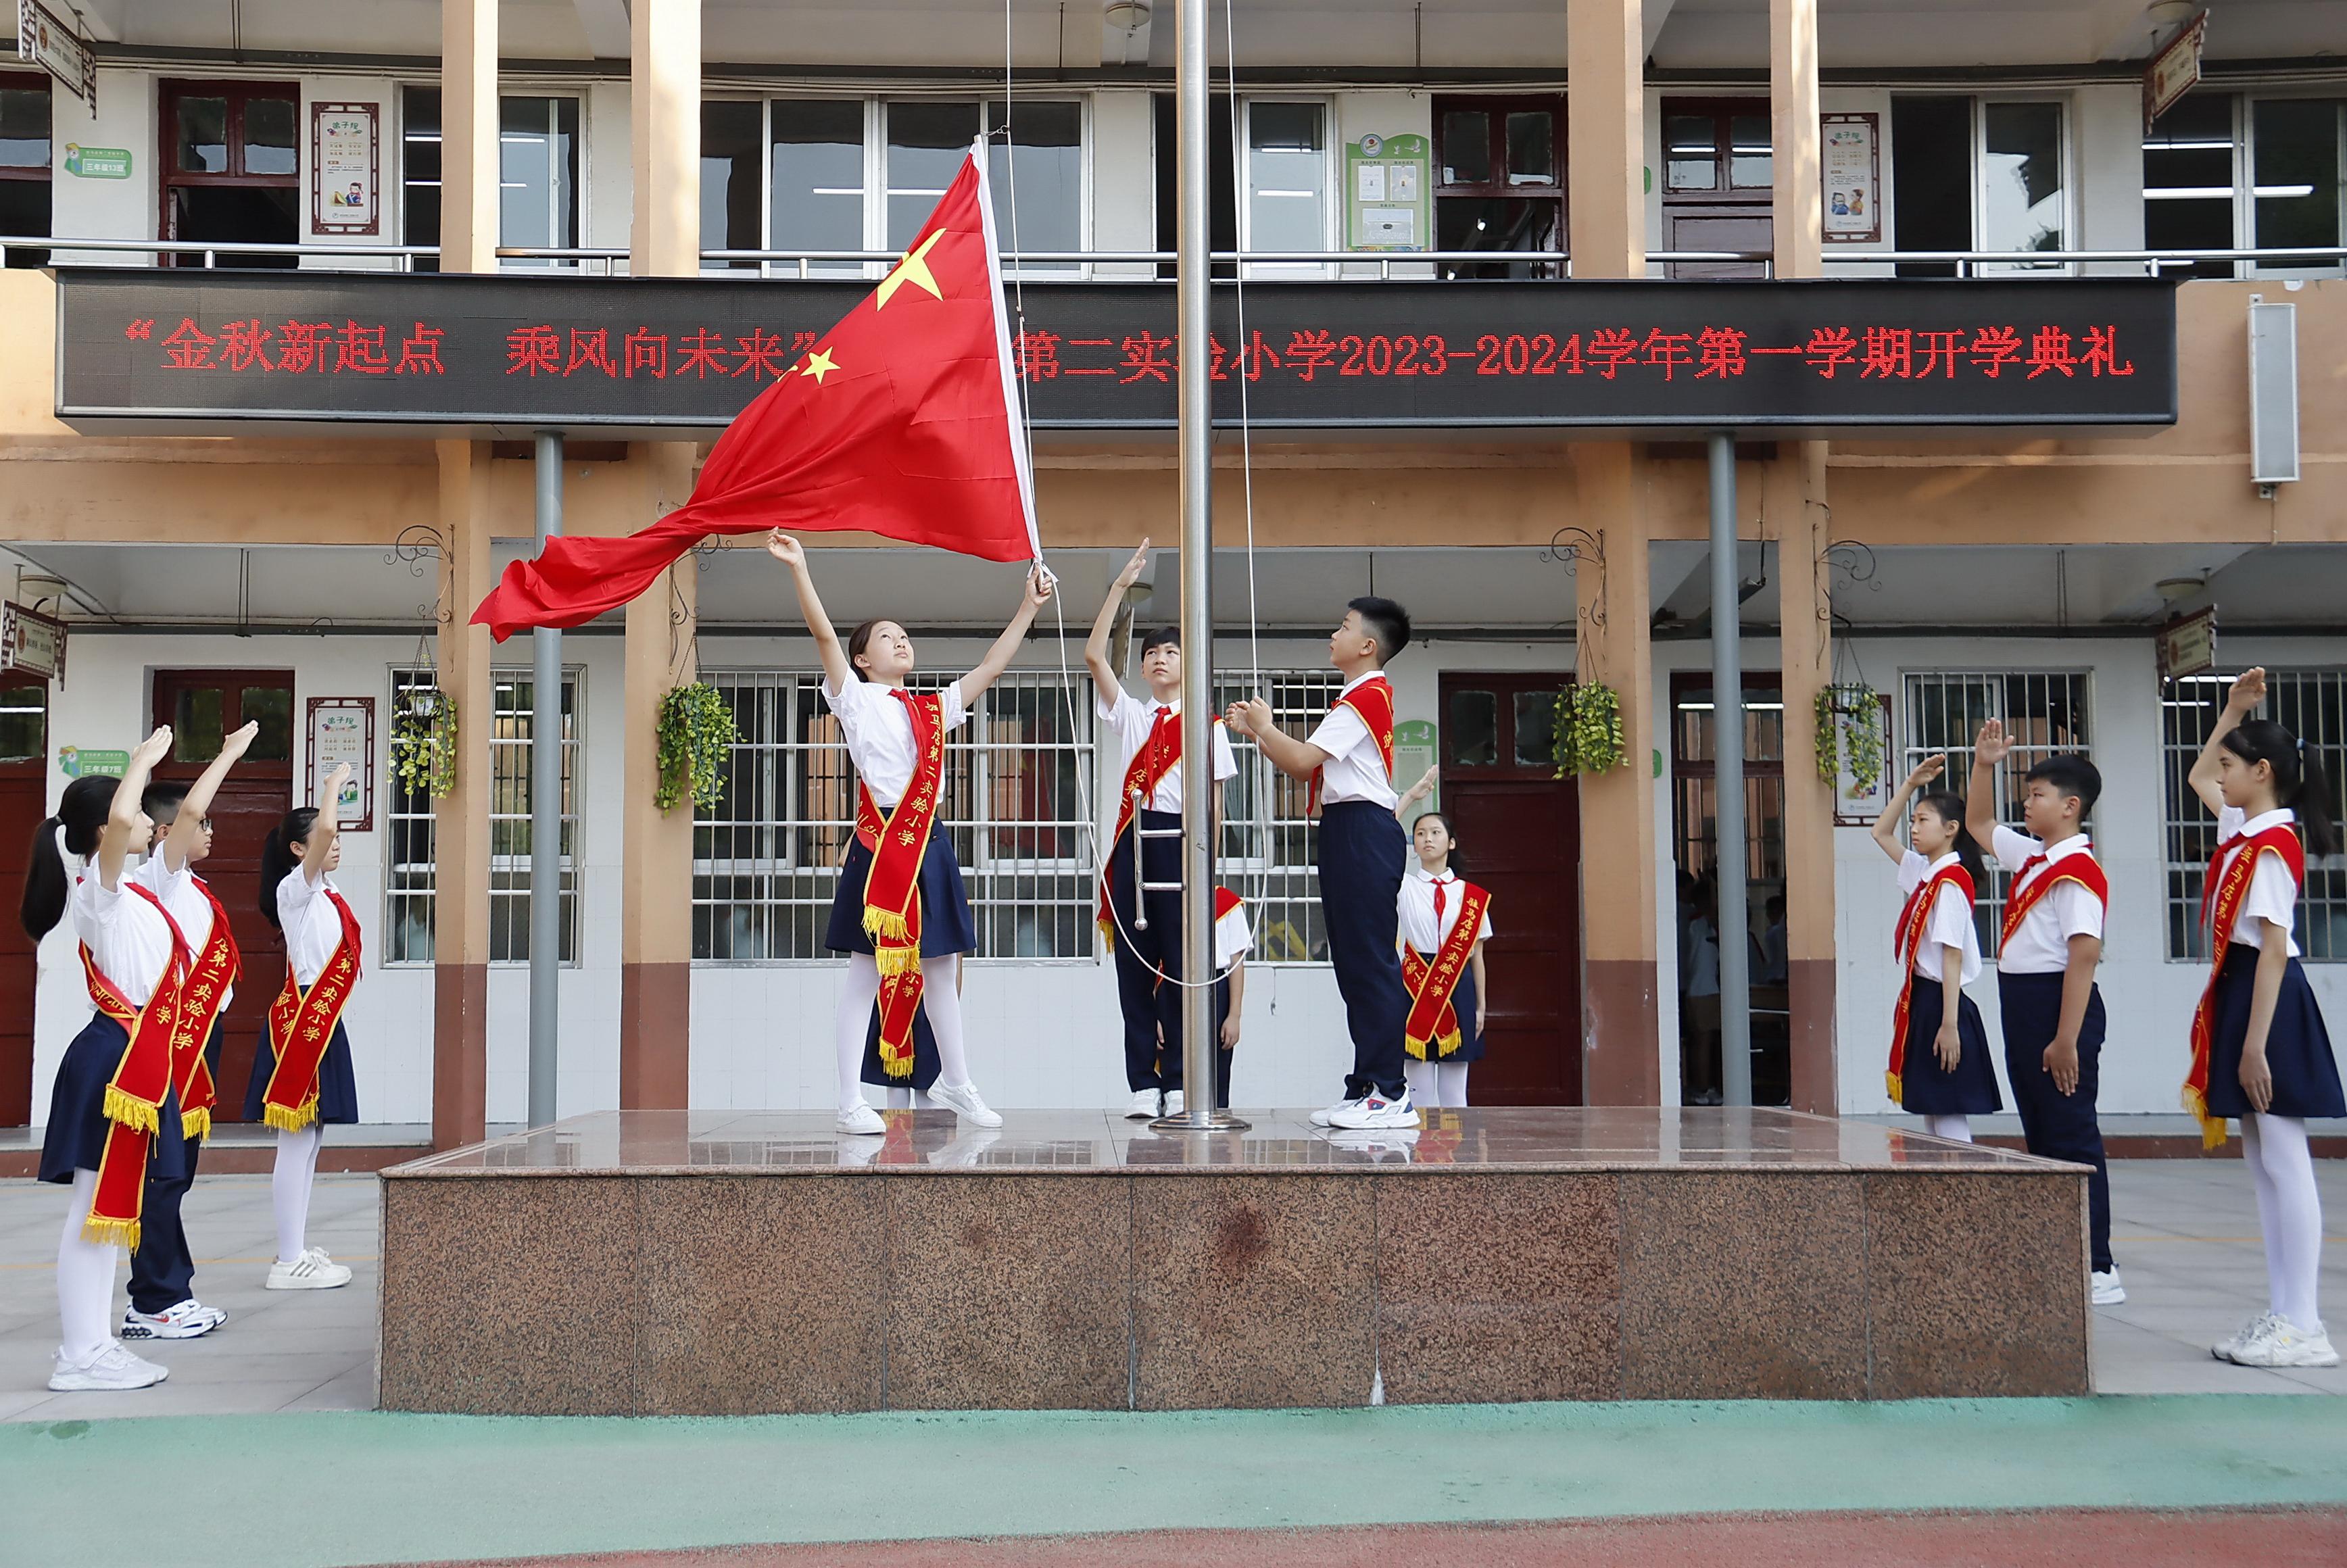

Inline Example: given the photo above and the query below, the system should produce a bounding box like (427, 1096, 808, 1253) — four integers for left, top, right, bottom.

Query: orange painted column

(1566, 0, 1662, 1106)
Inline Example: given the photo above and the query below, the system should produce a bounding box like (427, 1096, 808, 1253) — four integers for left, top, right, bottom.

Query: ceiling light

(1105, 0, 1151, 30)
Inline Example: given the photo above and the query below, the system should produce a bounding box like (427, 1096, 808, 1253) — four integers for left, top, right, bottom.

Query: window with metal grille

(1213, 669, 1343, 964)
(383, 666, 581, 965)
(1900, 670, 2091, 957)
(694, 670, 1094, 961)
(2161, 668, 2347, 962)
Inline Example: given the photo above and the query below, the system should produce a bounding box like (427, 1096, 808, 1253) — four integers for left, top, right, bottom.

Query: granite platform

(376, 1108, 2091, 1415)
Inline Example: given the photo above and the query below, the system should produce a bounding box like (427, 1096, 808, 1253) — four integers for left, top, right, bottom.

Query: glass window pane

(1514, 691, 1557, 767)
(1728, 114, 1772, 188)
(985, 99, 1082, 260)
(1434, 195, 1562, 277)
(1247, 101, 1326, 252)
(2144, 93, 2237, 275)
(1441, 109, 1491, 185)
(0, 87, 50, 169)
(176, 96, 230, 174)
(1451, 689, 1498, 766)
(770, 98, 867, 264)
(886, 100, 980, 249)
(0, 179, 51, 266)
(244, 95, 297, 176)
(1666, 114, 1716, 191)
(702, 99, 765, 261)
(2253, 99, 2342, 255)
(1981, 101, 2064, 253)
(1505, 111, 1555, 186)
(402, 87, 441, 269)
(240, 686, 293, 761)
(0, 683, 45, 762)
(174, 688, 224, 762)
(499, 96, 580, 256)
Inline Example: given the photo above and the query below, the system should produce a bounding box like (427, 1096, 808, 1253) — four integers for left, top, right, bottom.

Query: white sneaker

(1310, 1096, 1363, 1128)
(1328, 1088, 1420, 1130)
(2229, 1319, 2341, 1369)
(1326, 1128, 1421, 1162)
(1163, 1089, 1186, 1117)
(2214, 1310, 2281, 1363)
(2090, 1269, 2126, 1306)
(266, 1250, 352, 1291)
(122, 1299, 226, 1340)
(836, 1103, 886, 1135)
(48, 1342, 169, 1392)
(928, 1079, 1005, 1127)
(1126, 1089, 1162, 1120)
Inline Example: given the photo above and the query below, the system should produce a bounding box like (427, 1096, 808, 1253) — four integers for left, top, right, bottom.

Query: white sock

(2247, 1112, 2325, 1333)
(272, 1125, 323, 1264)
(924, 955, 974, 1089)
(1403, 1059, 1438, 1106)
(1925, 1114, 1973, 1143)
(56, 1170, 120, 1364)
(1438, 1062, 1470, 1107)
(2240, 1113, 2290, 1317)
(834, 954, 883, 1118)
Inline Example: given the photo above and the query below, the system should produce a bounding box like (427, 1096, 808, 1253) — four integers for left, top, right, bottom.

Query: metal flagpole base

(1148, 1110, 1251, 1132)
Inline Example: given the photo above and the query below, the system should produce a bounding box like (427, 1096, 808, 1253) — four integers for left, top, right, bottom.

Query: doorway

(1434, 671, 1581, 1104)
(0, 679, 47, 1123)
(1660, 97, 1774, 279)
(151, 669, 297, 1117)
(159, 80, 300, 268)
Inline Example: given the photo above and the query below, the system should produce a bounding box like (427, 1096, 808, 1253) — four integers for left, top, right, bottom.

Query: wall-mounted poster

(1822, 114, 1881, 244)
(312, 103, 380, 237)
(1346, 132, 1431, 252)
(306, 696, 375, 830)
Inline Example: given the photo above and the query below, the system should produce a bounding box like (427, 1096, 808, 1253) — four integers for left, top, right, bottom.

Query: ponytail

(1916, 789, 1987, 887)
(258, 806, 319, 929)
(2220, 720, 2341, 858)
(20, 776, 118, 939)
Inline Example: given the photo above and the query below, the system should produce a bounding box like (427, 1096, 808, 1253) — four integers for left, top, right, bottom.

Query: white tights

(2240, 1112, 2325, 1333)
(55, 1169, 120, 1364)
(835, 953, 970, 1117)
(1925, 1114, 1974, 1143)
(1403, 1058, 1471, 1108)
(272, 1125, 324, 1265)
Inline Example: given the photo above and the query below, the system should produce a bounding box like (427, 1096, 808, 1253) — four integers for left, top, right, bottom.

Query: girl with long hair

(1393, 802, 1492, 1110)
(1870, 755, 2001, 1142)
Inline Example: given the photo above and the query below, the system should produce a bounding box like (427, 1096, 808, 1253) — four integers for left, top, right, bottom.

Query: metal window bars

(1213, 670, 1343, 965)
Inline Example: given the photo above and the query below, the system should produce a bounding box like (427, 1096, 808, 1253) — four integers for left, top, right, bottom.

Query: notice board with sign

(1345, 133, 1431, 252)
(306, 696, 374, 831)
(312, 103, 380, 236)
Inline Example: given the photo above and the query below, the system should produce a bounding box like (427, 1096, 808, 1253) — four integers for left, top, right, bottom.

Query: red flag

(473, 147, 1040, 641)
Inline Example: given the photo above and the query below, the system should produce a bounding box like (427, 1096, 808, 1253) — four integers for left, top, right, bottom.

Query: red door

(151, 670, 296, 1119)
(0, 679, 49, 1124)
(1434, 672, 1582, 1104)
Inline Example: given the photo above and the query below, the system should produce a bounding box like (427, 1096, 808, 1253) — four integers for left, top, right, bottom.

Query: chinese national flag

(473, 147, 1040, 641)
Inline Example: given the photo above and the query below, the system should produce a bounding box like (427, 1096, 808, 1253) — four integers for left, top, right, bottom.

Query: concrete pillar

(1566, 0, 1660, 1105)
(429, 0, 499, 1149)
(621, 0, 702, 1109)
(1770, 0, 1837, 1114)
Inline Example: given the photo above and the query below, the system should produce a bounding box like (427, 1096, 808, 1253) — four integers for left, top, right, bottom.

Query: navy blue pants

(1320, 802, 1411, 1100)
(1109, 812, 1186, 1092)
(128, 1133, 200, 1314)
(1999, 971, 2113, 1273)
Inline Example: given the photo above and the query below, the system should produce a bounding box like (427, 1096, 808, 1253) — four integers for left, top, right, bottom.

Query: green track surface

(7, 1398, 2345, 1568)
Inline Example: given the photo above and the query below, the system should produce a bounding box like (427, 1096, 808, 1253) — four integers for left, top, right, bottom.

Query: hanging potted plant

(390, 684, 458, 800)
(655, 682, 739, 814)
(1815, 681, 1886, 793)
(1551, 681, 1626, 777)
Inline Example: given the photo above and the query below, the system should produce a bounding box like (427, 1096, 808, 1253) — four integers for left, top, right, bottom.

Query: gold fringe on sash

(264, 1098, 321, 1133)
(82, 1215, 141, 1251)
(182, 1106, 212, 1141)
(2181, 1083, 2227, 1152)
(1885, 1069, 1904, 1104)
(102, 1085, 162, 1135)
(1404, 1027, 1462, 1062)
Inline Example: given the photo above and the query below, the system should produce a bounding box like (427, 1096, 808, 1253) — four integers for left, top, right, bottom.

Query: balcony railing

(4, 237, 2344, 278)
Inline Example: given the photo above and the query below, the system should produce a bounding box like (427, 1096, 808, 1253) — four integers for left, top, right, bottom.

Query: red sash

(172, 875, 241, 1140)
(1997, 845, 2108, 950)
(1886, 862, 1974, 1103)
(854, 689, 946, 1079)
(1308, 676, 1395, 815)
(78, 882, 191, 1251)
(1098, 703, 1184, 937)
(1402, 879, 1491, 1061)
(262, 887, 363, 1131)
(2185, 824, 2304, 1150)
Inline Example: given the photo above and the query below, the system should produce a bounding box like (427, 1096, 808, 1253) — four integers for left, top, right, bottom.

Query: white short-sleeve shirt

(1214, 895, 1253, 969)
(72, 856, 185, 1009)
(137, 850, 231, 1012)
(2213, 806, 2301, 958)
(822, 676, 970, 810)
(1896, 849, 1981, 985)
(1397, 866, 1495, 954)
(1305, 672, 1398, 810)
(1990, 826, 2104, 974)
(1100, 692, 1238, 814)
(279, 868, 352, 988)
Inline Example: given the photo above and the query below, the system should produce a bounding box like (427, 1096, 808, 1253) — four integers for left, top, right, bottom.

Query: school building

(0, 0, 2341, 1148)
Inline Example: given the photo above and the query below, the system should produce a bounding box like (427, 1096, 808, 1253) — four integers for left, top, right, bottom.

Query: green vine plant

(656, 683, 740, 814)
(1816, 682, 1886, 793)
(1551, 682, 1627, 777)
(390, 687, 458, 800)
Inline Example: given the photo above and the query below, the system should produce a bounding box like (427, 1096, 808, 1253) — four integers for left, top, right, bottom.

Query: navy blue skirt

(243, 1019, 360, 1125)
(861, 1002, 943, 1091)
(2203, 944, 2346, 1120)
(40, 1015, 190, 1185)
(1409, 952, 1484, 1064)
(1896, 973, 2003, 1114)
(825, 832, 977, 958)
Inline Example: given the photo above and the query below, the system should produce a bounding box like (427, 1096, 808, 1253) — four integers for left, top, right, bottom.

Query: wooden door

(0, 680, 48, 1124)
(1435, 672, 1581, 1105)
(151, 669, 296, 1118)
(1660, 97, 1774, 279)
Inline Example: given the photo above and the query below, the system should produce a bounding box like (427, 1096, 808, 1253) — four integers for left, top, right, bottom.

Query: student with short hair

(2185, 668, 2342, 1369)
(1967, 724, 2122, 1305)
(1228, 595, 1416, 1130)
(1211, 887, 1251, 1109)
(1870, 754, 1999, 1143)
(767, 529, 1050, 1134)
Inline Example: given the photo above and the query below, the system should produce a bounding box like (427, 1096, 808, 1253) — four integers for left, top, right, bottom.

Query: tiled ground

(0, 1158, 2339, 1417)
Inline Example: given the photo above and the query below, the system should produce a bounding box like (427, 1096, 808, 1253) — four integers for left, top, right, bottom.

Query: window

(0, 74, 50, 268)
(1900, 671, 2091, 956)
(1891, 95, 1974, 278)
(694, 671, 1093, 962)
(1669, 672, 1788, 893)
(2162, 670, 2347, 962)
(702, 99, 765, 267)
(1887, 97, 2068, 274)
(2145, 93, 2345, 279)
(401, 85, 441, 272)
(1244, 101, 1330, 269)
(1432, 95, 1564, 279)
(0, 679, 45, 762)
(385, 667, 581, 965)
(1977, 101, 2066, 266)
(160, 80, 299, 268)
(399, 88, 582, 271)
(1215, 670, 1342, 964)
(1663, 101, 1773, 194)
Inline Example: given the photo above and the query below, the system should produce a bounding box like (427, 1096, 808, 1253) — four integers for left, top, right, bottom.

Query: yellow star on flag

(875, 228, 948, 309)
(798, 347, 839, 384)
